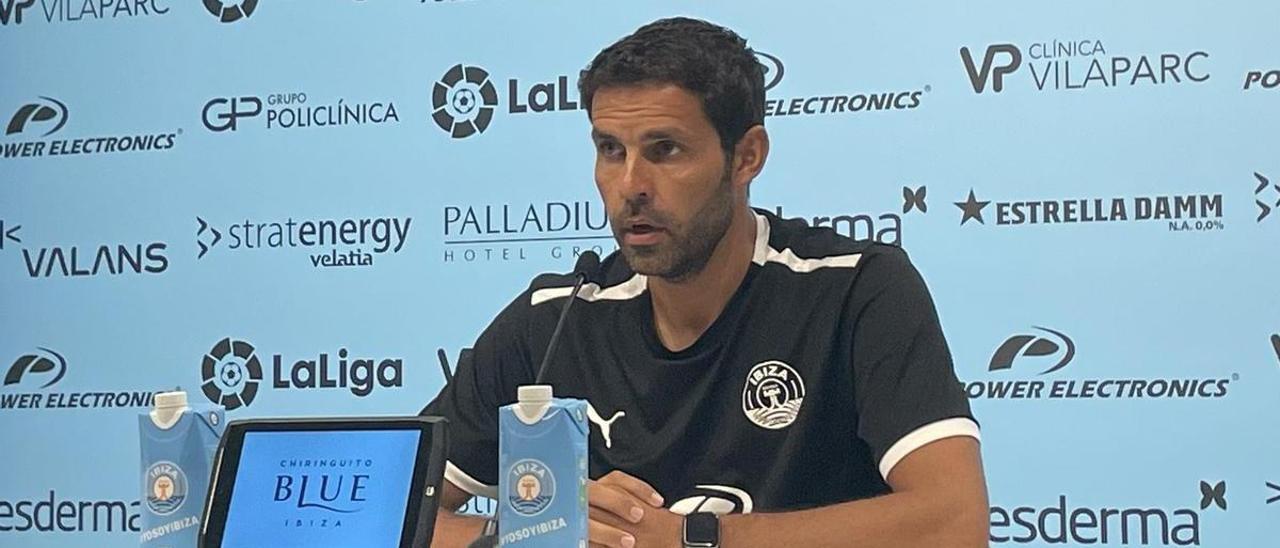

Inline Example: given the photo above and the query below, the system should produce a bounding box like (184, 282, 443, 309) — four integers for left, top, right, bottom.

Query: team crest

(145, 461, 188, 515)
(507, 459, 556, 516)
(742, 360, 806, 430)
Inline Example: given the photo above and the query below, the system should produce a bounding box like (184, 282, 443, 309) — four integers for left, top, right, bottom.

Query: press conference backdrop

(1, 0, 1278, 546)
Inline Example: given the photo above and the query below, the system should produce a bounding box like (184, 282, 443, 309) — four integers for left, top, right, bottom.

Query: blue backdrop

(2, 0, 1278, 546)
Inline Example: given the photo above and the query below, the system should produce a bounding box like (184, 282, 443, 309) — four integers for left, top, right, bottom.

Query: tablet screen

(220, 429, 421, 548)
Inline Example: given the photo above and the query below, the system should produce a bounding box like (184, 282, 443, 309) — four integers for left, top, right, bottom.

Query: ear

(731, 125, 770, 191)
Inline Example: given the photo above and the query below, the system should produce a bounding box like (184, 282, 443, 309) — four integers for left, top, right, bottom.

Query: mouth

(621, 219, 667, 246)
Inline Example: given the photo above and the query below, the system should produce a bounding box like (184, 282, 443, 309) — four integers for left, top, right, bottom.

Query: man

(426, 17, 988, 547)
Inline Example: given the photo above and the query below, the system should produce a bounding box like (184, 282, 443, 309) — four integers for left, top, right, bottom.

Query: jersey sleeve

(420, 292, 538, 498)
(848, 247, 979, 482)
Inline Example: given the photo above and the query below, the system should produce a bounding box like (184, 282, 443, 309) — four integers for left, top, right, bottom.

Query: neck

(649, 206, 757, 352)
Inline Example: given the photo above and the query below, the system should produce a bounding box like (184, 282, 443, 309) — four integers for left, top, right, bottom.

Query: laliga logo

(204, 0, 257, 23)
(507, 459, 555, 517)
(432, 64, 498, 139)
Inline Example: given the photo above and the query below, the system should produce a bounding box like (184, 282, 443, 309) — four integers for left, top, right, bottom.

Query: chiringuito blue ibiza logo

(146, 461, 189, 515)
(507, 459, 555, 516)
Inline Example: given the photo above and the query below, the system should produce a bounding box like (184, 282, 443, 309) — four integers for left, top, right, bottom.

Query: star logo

(1270, 334, 1279, 366)
(954, 189, 991, 225)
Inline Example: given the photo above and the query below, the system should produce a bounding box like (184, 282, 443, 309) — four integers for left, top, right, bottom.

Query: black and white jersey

(423, 208, 979, 514)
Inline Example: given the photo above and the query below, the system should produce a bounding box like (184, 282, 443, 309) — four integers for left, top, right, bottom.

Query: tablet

(199, 416, 447, 548)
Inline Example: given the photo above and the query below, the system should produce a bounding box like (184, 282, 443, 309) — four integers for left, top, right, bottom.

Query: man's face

(590, 84, 737, 281)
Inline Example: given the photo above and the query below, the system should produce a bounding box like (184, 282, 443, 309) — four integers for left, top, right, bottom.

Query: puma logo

(586, 402, 626, 449)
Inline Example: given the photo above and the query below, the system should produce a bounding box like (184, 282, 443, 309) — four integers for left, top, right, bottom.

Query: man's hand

(588, 470, 681, 548)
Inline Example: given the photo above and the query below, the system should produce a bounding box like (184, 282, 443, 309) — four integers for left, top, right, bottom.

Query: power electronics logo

(953, 188, 1226, 233)
(195, 215, 411, 268)
(1255, 172, 1279, 223)
(1243, 69, 1279, 91)
(0, 0, 168, 26)
(756, 50, 928, 117)
(201, 93, 399, 132)
(0, 221, 168, 278)
(961, 40, 1210, 94)
(990, 480, 1226, 545)
(2, 98, 179, 160)
(429, 63, 583, 139)
(1, 348, 159, 411)
(442, 200, 613, 263)
(965, 327, 1235, 400)
(199, 337, 404, 411)
(204, 0, 256, 23)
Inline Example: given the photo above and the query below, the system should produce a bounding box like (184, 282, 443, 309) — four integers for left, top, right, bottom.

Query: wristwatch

(683, 512, 721, 548)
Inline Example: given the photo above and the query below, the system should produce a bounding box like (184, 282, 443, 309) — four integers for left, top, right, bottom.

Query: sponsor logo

(670, 485, 755, 516)
(0, 0, 168, 26)
(4, 347, 66, 388)
(194, 215, 411, 269)
(272, 458, 380, 529)
(902, 185, 927, 214)
(953, 188, 1225, 232)
(1, 98, 179, 160)
(201, 93, 399, 132)
(507, 459, 555, 517)
(1244, 69, 1280, 90)
(1270, 334, 1280, 366)
(758, 50, 928, 117)
(772, 203, 904, 245)
(442, 200, 613, 263)
(5, 223, 167, 278)
(1266, 482, 1279, 505)
(966, 327, 1235, 400)
(5, 97, 67, 137)
(427, 62, 591, 140)
(199, 337, 404, 410)
(144, 462, 188, 516)
(0, 491, 140, 532)
(204, 0, 256, 23)
(990, 482, 1225, 545)
(585, 403, 625, 449)
(0, 219, 20, 249)
(742, 360, 805, 430)
(1198, 481, 1226, 511)
(961, 40, 1209, 94)
(1, 348, 158, 411)
(1256, 172, 1279, 223)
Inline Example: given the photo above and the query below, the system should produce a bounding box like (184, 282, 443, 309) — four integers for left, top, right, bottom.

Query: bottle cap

(517, 385, 553, 403)
(154, 391, 188, 410)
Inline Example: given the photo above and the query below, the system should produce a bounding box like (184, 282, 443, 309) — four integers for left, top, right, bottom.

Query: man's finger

(588, 481, 646, 524)
(589, 519, 637, 548)
(599, 470, 665, 507)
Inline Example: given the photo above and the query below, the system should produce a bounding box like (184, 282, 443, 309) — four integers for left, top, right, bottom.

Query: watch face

(684, 512, 719, 547)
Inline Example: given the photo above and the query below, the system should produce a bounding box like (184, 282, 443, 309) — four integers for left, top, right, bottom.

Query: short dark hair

(579, 17, 765, 154)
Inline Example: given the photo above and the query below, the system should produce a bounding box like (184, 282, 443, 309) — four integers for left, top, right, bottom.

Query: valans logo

(5, 222, 168, 278)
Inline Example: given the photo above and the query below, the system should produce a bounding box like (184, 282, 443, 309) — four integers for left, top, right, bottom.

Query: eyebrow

(589, 127, 688, 142)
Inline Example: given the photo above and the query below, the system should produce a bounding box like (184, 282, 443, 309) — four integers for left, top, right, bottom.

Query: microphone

(534, 250, 600, 385)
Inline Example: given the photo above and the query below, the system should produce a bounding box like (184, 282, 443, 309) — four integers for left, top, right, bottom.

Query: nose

(618, 154, 655, 203)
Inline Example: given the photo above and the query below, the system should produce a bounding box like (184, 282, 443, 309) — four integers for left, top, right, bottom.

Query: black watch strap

(683, 512, 721, 548)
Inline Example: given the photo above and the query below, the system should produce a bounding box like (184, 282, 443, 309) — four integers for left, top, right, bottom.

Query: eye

(597, 140, 623, 159)
(653, 140, 681, 157)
